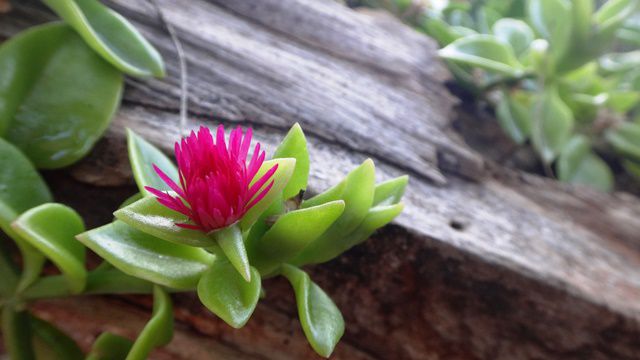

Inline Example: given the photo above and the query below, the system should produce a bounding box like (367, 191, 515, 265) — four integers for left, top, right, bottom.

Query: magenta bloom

(145, 125, 278, 233)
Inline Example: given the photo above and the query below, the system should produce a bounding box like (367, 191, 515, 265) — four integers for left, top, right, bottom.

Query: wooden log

(1, 0, 640, 359)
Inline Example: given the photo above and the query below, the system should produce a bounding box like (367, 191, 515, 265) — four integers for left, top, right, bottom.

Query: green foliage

(43, 0, 165, 78)
(380, 0, 640, 191)
(0, 23, 123, 169)
(0, 1, 406, 356)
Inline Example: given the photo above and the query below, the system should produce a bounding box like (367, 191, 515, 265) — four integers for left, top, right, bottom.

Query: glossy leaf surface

(12, 203, 87, 294)
(293, 160, 375, 265)
(43, 0, 165, 77)
(439, 34, 523, 76)
(126, 286, 173, 360)
(0, 23, 123, 168)
(240, 158, 296, 229)
(372, 176, 408, 207)
(127, 129, 179, 196)
(212, 224, 251, 282)
(0, 138, 52, 290)
(273, 123, 310, 200)
(77, 221, 214, 289)
(281, 264, 344, 358)
(197, 259, 261, 328)
(251, 200, 345, 275)
(115, 195, 215, 247)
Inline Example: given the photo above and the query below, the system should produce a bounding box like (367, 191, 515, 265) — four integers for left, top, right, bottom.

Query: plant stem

(0, 241, 18, 297)
(1, 306, 35, 360)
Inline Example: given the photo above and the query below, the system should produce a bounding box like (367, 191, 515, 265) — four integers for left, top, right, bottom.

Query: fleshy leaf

(86, 333, 133, 360)
(439, 34, 523, 76)
(197, 259, 261, 328)
(557, 136, 613, 191)
(492, 18, 534, 56)
(77, 221, 214, 289)
(595, 0, 640, 37)
(531, 87, 574, 163)
(31, 316, 83, 360)
(0, 138, 52, 291)
(12, 203, 87, 294)
(496, 91, 532, 144)
(250, 201, 345, 275)
(606, 122, 640, 161)
(273, 123, 310, 200)
(127, 129, 179, 196)
(126, 286, 174, 360)
(339, 203, 405, 251)
(43, 0, 165, 77)
(281, 264, 344, 358)
(114, 196, 215, 247)
(0, 22, 123, 168)
(293, 160, 376, 265)
(212, 224, 251, 282)
(372, 176, 408, 207)
(527, 0, 572, 60)
(240, 158, 296, 229)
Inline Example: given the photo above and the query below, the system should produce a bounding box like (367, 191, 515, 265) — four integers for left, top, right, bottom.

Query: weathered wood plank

(2, 0, 640, 359)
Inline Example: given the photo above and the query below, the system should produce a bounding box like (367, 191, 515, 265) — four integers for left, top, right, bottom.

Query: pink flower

(145, 125, 278, 233)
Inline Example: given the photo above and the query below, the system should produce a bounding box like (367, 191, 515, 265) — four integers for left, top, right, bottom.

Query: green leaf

(422, 18, 474, 46)
(127, 129, 179, 196)
(527, 0, 572, 59)
(43, 0, 165, 78)
(86, 333, 133, 360)
(496, 91, 532, 144)
(273, 123, 310, 200)
(607, 90, 640, 113)
(240, 158, 296, 229)
(77, 221, 214, 289)
(211, 224, 251, 282)
(439, 34, 523, 76)
(1, 307, 35, 360)
(0, 138, 52, 291)
(531, 87, 574, 163)
(250, 201, 345, 275)
(293, 159, 376, 265)
(12, 203, 87, 294)
(281, 265, 344, 358)
(0, 22, 123, 169)
(0, 241, 18, 296)
(114, 196, 215, 247)
(31, 316, 83, 360)
(372, 175, 408, 207)
(595, 0, 640, 36)
(600, 51, 640, 73)
(339, 203, 404, 251)
(126, 286, 173, 360)
(606, 122, 640, 161)
(197, 259, 261, 328)
(557, 136, 613, 191)
(492, 18, 535, 56)
(572, 0, 594, 42)
(23, 269, 153, 300)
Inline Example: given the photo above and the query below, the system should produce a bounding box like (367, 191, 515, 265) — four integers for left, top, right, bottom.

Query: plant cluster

(0, 0, 407, 359)
(360, 0, 640, 191)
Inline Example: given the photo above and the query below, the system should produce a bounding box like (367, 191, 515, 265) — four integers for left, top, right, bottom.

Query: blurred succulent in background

(355, 0, 640, 192)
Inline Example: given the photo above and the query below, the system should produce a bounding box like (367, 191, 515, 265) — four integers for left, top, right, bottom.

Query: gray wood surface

(2, 0, 640, 359)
